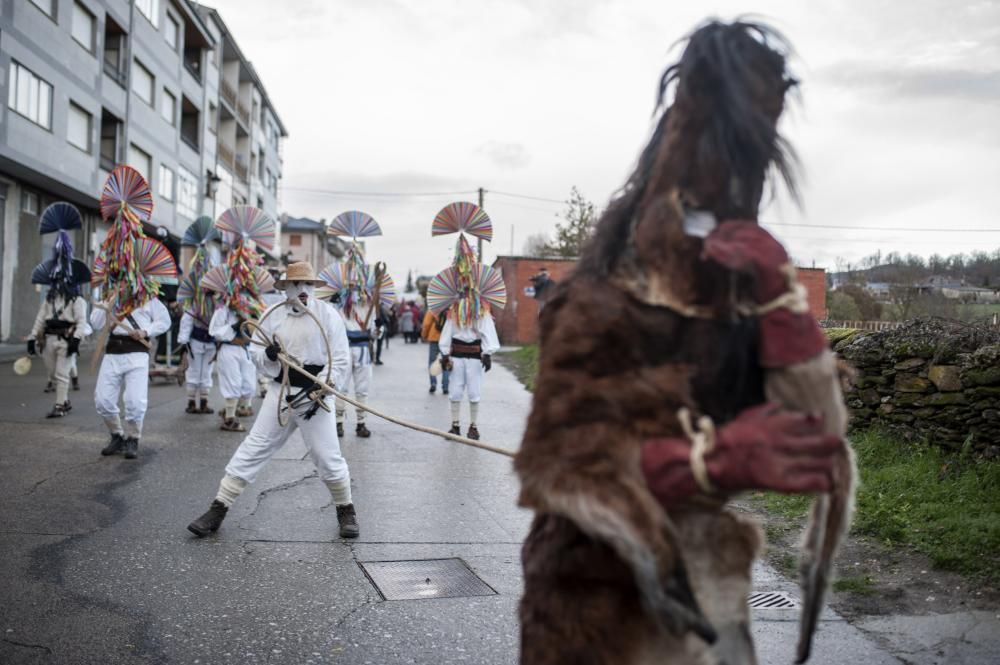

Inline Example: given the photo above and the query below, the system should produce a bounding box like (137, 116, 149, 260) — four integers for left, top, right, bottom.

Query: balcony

(218, 141, 235, 169)
(235, 156, 249, 184)
(220, 79, 237, 111)
(237, 101, 250, 126)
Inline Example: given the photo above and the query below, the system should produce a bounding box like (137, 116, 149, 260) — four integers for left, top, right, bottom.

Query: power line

(487, 190, 565, 205)
(283, 186, 477, 198)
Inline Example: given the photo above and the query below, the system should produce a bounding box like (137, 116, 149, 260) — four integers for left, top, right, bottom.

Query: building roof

(193, 3, 289, 137)
(178, 0, 216, 48)
(282, 216, 325, 232)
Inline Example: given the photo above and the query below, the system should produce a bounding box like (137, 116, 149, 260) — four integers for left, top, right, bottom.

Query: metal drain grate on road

(358, 558, 498, 601)
(747, 591, 800, 610)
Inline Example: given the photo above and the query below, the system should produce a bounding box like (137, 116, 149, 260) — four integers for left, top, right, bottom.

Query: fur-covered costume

(515, 21, 853, 665)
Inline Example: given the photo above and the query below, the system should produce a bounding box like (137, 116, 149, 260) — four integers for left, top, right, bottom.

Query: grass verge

(754, 427, 1000, 583)
(496, 345, 539, 392)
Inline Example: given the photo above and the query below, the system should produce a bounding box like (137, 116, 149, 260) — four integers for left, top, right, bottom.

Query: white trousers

(184, 339, 215, 391)
(336, 346, 372, 422)
(449, 357, 483, 403)
(225, 388, 351, 488)
(95, 351, 149, 435)
(42, 336, 71, 404)
(216, 344, 255, 400)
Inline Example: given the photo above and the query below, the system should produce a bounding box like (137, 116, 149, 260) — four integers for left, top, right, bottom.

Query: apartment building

(280, 215, 347, 272)
(0, 0, 287, 342)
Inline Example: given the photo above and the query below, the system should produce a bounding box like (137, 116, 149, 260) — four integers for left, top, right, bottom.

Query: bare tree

(522, 233, 551, 258)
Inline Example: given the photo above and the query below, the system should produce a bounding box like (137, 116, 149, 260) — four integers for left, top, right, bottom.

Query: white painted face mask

(285, 283, 314, 314)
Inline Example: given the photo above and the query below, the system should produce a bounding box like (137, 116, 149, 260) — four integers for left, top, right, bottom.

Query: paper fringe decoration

(432, 201, 492, 242)
(426, 267, 460, 315)
(182, 216, 219, 247)
(216, 206, 276, 251)
(426, 262, 505, 324)
(371, 270, 396, 311)
(473, 263, 506, 311)
(316, 261, 395, 313)
(178, 232, 220, 325)
(328, 211, 382, 239)
(39, 202, 82, 235)
(92, 206, 170, 317)
(100, 166, 153, 222)
(201, 263, 272, 318)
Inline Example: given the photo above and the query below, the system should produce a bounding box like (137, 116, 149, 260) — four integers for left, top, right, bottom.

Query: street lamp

(205, 170, 222, 199)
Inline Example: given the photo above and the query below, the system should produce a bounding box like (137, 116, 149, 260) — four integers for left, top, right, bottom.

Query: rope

(677, 407, 717, 493)
(242, 301, 515, 459)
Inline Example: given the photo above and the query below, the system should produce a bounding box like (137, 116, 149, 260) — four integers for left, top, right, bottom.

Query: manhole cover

(358, 558, 498, 601)
(748, 591, 800, 609)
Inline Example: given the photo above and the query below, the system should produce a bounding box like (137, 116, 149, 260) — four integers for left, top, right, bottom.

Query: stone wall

(833, 319, 1000, 456)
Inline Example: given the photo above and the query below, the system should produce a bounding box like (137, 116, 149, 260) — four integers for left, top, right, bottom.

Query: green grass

(832, 575, 877, 595)
(498, 345, 540, 392)
(755, 428, 1000, 583)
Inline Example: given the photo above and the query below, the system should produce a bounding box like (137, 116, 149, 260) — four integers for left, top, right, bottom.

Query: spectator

(421, 309, 450, 394)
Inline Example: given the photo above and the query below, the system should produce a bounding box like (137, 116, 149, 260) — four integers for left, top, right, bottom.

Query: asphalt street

(0, 339, 937, 664)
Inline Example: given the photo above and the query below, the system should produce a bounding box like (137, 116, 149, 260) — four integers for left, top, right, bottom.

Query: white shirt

(438, 315, 500, 356)
(209, 307, 244, 343)
(253, 298, 351, 389)
(177, 311, 211, 345)
(90, 297, 170, 338)
(32, 294, 90, 339)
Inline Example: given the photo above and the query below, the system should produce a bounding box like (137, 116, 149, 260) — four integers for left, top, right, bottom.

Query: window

(127, 144, 152, 183)
(135, 0, 159, 27)
(289, 234, 302, 247)
(159, 165, 175, 201)
(207, 102, 217, 134)
(68, 102, 92, 152)
(29, 0, 55, 19)
(180, 96, 199, 150)
(161, 88, 175, 125)
(177, 166, 198, 218)
(132, 59, 154, 106)
(71, 3, 95, 52)
(165, 13, 179, 50)
(103, 17, 128, 87)
(21, 191, 39, 215)
(100, 109, 123, 171)
(8, 62, 52, 130)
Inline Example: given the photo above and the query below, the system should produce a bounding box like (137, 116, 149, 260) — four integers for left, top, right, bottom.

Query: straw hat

(274, 261, 325, 289)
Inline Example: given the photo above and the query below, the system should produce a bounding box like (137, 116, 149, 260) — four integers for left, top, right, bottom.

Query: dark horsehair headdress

(31, 202, 92, 300)
(320, 211, 395, 319)
(426, 202, 506, 328)
(209, 205, 275, 318)
(91, 166, 178, 317)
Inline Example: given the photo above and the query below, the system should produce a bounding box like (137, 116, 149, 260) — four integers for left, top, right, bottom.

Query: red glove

(641, 403, 842, 506)
(702, 221, 827, 367)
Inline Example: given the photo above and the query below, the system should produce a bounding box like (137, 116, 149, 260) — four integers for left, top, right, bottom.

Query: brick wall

(491, 258, 827, 345)
(797, 267, 828, 320)
(491, 257, 576, 345)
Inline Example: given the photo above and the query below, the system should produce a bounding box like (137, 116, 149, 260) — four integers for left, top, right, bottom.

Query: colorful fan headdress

(33, 202, 91, 299)
(214, 206, 275, 318)
(429, 201, 502, 327)
(326, 211, 388, 319)
(200, 264, 274, 318)
(179, 217, 221, 325)
(92, 167, 177, 317)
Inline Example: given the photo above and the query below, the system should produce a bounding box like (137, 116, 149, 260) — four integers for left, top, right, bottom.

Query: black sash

(274, 364, 326, 389)
(106, 334, 148, 355)
(191, 326, 213, 343)
(452, 340, 482, 359)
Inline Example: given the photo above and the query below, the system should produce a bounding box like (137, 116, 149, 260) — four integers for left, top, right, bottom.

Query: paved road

(0, 339, 982, 664)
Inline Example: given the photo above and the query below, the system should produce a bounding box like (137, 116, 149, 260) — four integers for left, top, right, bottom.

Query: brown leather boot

(186, 399, 198, 414)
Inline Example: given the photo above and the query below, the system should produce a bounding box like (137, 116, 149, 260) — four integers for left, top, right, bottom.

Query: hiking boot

(356, 423, 371, 438)
(46, 403, 68, 418)
(442, 387, 449, 395)
(186, 399, 198, 414)
(187, 500, 228, 537)
(466, 425, 480, 441)
(449, 424, 461, 436)
(44, 381, 55, 393)
(101, 433, 125, 456)
(71, 377, 80, 391)
(336, 422, 344, 438)
(375, 360, 384, 366)
(220, 418, 245, 432)
(336, 503, 360, 539)
(429, 385, 436, 394)
(123, 437, 139, 460)
(63, 400, 71, 413)
(198, 399, 214, 414)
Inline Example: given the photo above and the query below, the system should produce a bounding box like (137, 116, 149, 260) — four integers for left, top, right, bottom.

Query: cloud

(821, 62, 1000, 102)
(476, 141, 532, 169)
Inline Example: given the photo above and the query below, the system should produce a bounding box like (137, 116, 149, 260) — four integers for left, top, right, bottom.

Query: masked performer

(323, 211, 393, 439)
(515, 21, 852, 665)
(427, 202, 505, 441)
(27, 202, 92, 418)
(202, 209, 271, 430)
(90, 166, 176, 459)
(177, 217, 220, 414)
(187, 261, 360, 539)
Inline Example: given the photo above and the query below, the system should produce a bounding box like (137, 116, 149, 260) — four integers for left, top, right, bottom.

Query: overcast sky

(206, 0, 1000, 286)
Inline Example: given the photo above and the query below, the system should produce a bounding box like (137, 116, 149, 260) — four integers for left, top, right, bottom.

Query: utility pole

(477, 187, 485, 262)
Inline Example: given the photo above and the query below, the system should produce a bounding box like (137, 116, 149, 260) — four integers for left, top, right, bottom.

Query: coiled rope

(242, 301, 516, 459)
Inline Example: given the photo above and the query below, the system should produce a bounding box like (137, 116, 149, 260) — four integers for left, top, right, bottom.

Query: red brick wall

(491, 258, 828, 344)
(492, 257, 576, 345)
(797, 267, 828, 320)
